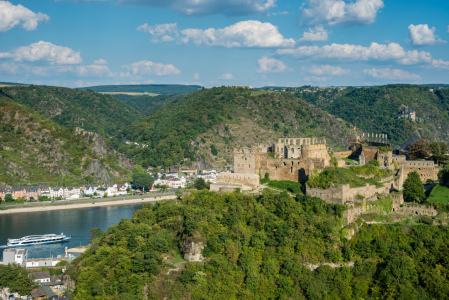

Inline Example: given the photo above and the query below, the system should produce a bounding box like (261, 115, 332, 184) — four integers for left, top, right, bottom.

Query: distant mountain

(296, 84, 449, 147)
(0, 95, 133, 186)
(112, 87, 354, 169)
(79, 84, 203, 95)
(0, 85, 144, 136)
(112, 94, 183, 116)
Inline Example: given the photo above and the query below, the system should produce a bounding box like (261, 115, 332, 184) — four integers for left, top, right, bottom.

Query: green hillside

(0, 85, 144, 136)
(80, 84, 202, 95)
(296, 85, 449, 147)
(112, 87, 355, 169)
(67, 190, 449, 299)
(112, 94, 182, 116)
(0, 95, 132, 186)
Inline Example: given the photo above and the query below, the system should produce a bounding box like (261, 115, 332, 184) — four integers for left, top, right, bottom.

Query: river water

(0, 203, 147, 261)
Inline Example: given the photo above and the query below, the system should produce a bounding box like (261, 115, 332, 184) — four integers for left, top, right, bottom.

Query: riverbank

(0, 194, 176, 215)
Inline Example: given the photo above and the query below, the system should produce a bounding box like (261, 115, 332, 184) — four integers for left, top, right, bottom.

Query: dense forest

(0, 95, 132, 185)
(0, 85, 144, 136)
(113, 87, 355, 169)
(111, 94, 183, 116)
(296, 85, 449, 147)
(79, 84, 202, 95)
(68, 190, 449, 299)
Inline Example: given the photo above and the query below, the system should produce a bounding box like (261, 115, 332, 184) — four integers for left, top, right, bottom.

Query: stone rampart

(306, 183, 389, 205)
(393, 204, 438, 216)
(334, 151, 353, 159)
(213, 172, 259, 189)
(403, 161, 438, 183)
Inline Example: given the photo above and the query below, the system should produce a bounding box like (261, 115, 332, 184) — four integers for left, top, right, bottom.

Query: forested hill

(112, 87, 355, 169)
(68, 190, 449, 299)
(0, 85, 144, 137)
(112, 94, 182, 116)
(296, 85, 449, 147)
(0, 95, 133, 186)
(79, 84, 202, 95)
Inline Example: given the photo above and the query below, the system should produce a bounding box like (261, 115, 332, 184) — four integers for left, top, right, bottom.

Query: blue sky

(0, 0, 448, 88)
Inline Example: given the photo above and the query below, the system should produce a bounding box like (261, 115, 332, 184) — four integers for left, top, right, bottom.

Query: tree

(132, 171, 154, 192)
(194, 178, 207, 190)
(4, 194, 13, 202)
(430, 142, 449, 165)
(409, 139, 430, 160)
(403, 171, 425, 203)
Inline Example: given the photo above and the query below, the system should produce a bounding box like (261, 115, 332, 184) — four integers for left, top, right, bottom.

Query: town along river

(0, 203, 147, 260)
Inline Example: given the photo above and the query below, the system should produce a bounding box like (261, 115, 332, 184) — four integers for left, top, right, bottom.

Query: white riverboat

(7, 233, 70, 247)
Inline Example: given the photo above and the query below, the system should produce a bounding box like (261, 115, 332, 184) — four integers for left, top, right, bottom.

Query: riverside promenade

(0, 193, 177, 215)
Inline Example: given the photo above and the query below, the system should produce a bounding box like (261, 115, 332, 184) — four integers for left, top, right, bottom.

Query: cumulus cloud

(408, 24, 446, 46)
(122, 60, 181, 76)
(364, 68, 421, 80)
(219, 73, 234, 79)
(304, 64, 349, 75)
(431, 59, 449, 70)
(277, 42, 432, 65)
(0, 1, 49, 32)
(0, 41, 82, 64)
(138, 20, 295, 48)
(93, 58, 108, 65)
(76, 64, 113, 77)
(298, 26, 329, 42)
(258, 56, 288, 73)
(119, 0, 276, 16)
(137, 23, 179, 42)
(300, 0, 384, 26)
(181, 20, 295, 47)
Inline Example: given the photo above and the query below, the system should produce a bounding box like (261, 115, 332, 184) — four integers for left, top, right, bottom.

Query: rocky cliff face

(0, 97, 134, 185)
(183, 236, 205, 262)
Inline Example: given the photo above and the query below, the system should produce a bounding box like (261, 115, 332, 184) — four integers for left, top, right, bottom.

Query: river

(0, 203, 148, 261)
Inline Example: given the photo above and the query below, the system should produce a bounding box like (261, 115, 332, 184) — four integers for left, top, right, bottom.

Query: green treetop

(403, 171, 425, 203)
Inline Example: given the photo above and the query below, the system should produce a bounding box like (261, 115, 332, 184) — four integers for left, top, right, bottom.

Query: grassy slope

(429, 184, 449, 203)
(114, 87, 355, 168)
(0, 95, 132, 185)
(297, 85, 449, 147)
(0, 85, 144, 136)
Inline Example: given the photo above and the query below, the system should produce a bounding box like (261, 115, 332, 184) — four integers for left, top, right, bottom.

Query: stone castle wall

(402, 161, 438, 183)
(233, 148, 259, 174)
(334, 151, 353, 159)
(306, 183, 389, 205)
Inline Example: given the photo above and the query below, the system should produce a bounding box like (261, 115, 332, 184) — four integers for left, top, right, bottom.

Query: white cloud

(408, 24, 446, 46)
(119, 0, 276, 16)
(298, 26, 329, 42)
(180, 20, 295, 48)
(304, 64, 349, 75)
(137, 23, 179, 42)
(300, 0, 384, 26)
(219, 73, 234, 79)
(93, 58, 108, 65)
(122, 60, 181, 76)
(364, 68, 421, 80)
(137, 21, 295, 48)
(277, 42, 432, 65)
(272, 11, 292, 16)
(76, 64, 113, 77)
(194, 73, 200, 80)
(0, 41, 82, 65)
(431, 59, 449, 70)
(258, 56, 288, 73)
(0, 1, 49, 32)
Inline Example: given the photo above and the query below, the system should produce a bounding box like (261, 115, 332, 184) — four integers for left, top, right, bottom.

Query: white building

(2, 248, 27, 267)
